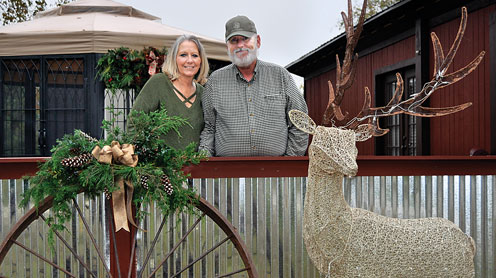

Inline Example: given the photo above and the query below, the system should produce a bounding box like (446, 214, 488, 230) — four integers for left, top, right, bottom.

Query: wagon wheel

(0, 193, 258, 278)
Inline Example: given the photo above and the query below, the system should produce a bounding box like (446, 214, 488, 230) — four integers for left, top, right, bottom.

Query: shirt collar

(234, 60, 259, 82)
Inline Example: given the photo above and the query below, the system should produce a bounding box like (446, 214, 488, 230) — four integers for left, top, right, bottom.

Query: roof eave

(285, 0, 414, 75)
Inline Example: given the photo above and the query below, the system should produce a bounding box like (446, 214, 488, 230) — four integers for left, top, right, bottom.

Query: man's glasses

(228, 36, 251, 45)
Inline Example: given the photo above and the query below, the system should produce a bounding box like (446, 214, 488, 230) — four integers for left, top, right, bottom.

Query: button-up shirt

(199, 60, 309, 156)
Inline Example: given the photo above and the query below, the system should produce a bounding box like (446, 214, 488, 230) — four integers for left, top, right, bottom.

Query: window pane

(378, 67, 418, 156)
(385, 81, 400, 155)
(45, 58, 86, 151)
(1, 59, 41, 156)
(2, 84, 25, 155)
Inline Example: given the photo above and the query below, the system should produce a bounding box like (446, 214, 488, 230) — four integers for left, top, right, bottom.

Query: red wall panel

(429, 7, 493, 155)
(304, 5, 495, 155)
(305, 36, 416, 155)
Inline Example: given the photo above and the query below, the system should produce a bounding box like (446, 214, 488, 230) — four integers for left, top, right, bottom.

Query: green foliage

(1, 0, 72, 25)
(22, 106, 205, 248)
(96, 46, 167, 93)
(125, 106, 192, 164)
(337, 0, 401, 30)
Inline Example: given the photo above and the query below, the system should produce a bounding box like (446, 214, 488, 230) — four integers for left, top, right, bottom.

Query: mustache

(234, 48, 251, 54)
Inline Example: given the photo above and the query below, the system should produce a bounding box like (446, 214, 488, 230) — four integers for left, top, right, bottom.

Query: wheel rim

(0, 193, 258, 278)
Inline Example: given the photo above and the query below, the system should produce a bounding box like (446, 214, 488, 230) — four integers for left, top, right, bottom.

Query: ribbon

(92, 141, 139, 232)
(147, 51, 158, 76)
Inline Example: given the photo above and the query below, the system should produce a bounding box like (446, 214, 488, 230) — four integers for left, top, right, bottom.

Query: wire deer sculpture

(289, 0, 485, 276)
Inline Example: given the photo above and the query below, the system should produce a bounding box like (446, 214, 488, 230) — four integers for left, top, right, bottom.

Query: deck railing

(1, 156, 495, 277)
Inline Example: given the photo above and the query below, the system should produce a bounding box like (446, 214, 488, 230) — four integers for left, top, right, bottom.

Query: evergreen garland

(21, 106, 205, 247)
(96, 46, 167, 93)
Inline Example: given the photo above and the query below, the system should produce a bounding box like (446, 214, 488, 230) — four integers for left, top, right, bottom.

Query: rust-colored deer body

(290, 1, 484, 276)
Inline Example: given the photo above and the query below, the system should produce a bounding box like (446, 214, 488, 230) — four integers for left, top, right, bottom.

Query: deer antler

(348, 7, 485, 140)
(322, 0, 367, 126)
(322, 4, 485, 141)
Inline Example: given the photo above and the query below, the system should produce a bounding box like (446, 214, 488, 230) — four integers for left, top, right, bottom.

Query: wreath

(96, 46, 167, 92)
(21, 106, 205, 246)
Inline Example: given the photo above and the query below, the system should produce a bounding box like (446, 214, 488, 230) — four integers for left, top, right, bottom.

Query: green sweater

(129, 73, 204, 151)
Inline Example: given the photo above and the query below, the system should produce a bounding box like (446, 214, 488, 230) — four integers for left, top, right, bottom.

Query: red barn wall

(429, 6, 494, 155)
(304, 5, 494, 155)
(305, 36, 416, 155)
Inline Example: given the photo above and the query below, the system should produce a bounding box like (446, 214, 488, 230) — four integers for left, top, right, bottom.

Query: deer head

(291, 110, 358, 176)
(291, 1, 485, 167)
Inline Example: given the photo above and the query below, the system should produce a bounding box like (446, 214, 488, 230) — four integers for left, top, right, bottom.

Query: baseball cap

(225, 15, 257, 41)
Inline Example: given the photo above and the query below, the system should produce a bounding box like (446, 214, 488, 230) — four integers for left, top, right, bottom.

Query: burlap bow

(92, 141, 139, 232)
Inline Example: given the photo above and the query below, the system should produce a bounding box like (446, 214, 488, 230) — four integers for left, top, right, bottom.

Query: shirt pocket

(218, 93, 246, 121)
(263, 93, 286, 119)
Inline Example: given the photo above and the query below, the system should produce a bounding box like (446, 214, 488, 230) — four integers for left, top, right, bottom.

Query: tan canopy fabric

(0, 0, 229, 61)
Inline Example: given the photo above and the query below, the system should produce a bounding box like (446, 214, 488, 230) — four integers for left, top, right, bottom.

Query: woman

(129, 35, 209, 150)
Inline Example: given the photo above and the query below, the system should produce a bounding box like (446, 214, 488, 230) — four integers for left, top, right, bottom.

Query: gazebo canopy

(0, 0, 229, 61)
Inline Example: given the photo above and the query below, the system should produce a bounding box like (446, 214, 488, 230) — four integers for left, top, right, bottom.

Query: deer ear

(289, 109, 316, 135)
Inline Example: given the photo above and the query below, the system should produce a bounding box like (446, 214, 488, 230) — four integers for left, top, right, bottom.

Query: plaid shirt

(199, 60, 308, 156)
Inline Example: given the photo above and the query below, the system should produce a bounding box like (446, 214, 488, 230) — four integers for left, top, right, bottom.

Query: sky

(116, 0, 352, 77)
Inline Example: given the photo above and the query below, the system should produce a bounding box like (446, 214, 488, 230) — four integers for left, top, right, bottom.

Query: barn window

(375, 67, 417, 156)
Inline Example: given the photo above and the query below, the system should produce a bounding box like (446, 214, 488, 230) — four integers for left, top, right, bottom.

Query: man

(199, 15, 309, 156)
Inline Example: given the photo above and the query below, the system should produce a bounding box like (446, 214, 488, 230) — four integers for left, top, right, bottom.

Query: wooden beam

(0, 157, 47, 179)
(2, 156, 496, 180)
(490, 11, 496, 154)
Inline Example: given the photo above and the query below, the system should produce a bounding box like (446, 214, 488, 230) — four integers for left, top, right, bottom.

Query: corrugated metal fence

(1, 175, 495, 277)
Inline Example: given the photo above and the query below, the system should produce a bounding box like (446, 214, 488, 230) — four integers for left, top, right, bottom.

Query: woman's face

(176, 40, 201, 79)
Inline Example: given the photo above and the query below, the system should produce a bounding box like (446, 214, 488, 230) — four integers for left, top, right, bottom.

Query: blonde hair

(162, 35, 209, 85)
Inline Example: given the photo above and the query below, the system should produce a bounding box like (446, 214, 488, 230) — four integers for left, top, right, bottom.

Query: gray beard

(228, 47, 258, 67)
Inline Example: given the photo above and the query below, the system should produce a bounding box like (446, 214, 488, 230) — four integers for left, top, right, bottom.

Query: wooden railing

(1, 156, 496, 277)
(2, 155, 496, 179)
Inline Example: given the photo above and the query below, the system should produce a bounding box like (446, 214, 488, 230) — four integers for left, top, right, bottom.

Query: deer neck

(306, 160, 351, 212)
(303, 159, 353, 269)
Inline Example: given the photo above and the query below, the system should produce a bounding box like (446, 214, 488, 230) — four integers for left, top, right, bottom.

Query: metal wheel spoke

(145, 212, 206, 278)
(170, 235, 232, 278)
(73, 198, 113, 278)
(39, 214, 97, 278)
(216, 267, 250, 278)
(12, 240, 76, 278)
(139, 215, 167, 274)
(1, 193, 258, 278)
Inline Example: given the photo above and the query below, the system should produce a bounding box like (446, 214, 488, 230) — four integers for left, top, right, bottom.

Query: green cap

(225, 15, 257, 41)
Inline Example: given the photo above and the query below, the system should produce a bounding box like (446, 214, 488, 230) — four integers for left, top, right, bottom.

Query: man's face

(226, 35, 260, 67)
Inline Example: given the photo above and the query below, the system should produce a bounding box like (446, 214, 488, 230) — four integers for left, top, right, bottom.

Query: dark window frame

(0, 54, 104, 157)
(373, 58, 426, 156)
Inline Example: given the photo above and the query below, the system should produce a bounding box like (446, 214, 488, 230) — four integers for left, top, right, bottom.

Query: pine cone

(135, 145, 151, 161)
(69, 147, 81, 155)
(161, 174, 173, 195)
(103, 187, 111, 200)
(140, 175, 149, 190)
(135, 145, 143, 154)
(78, 131, 98, 142)
(61, 153, 92, 168)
